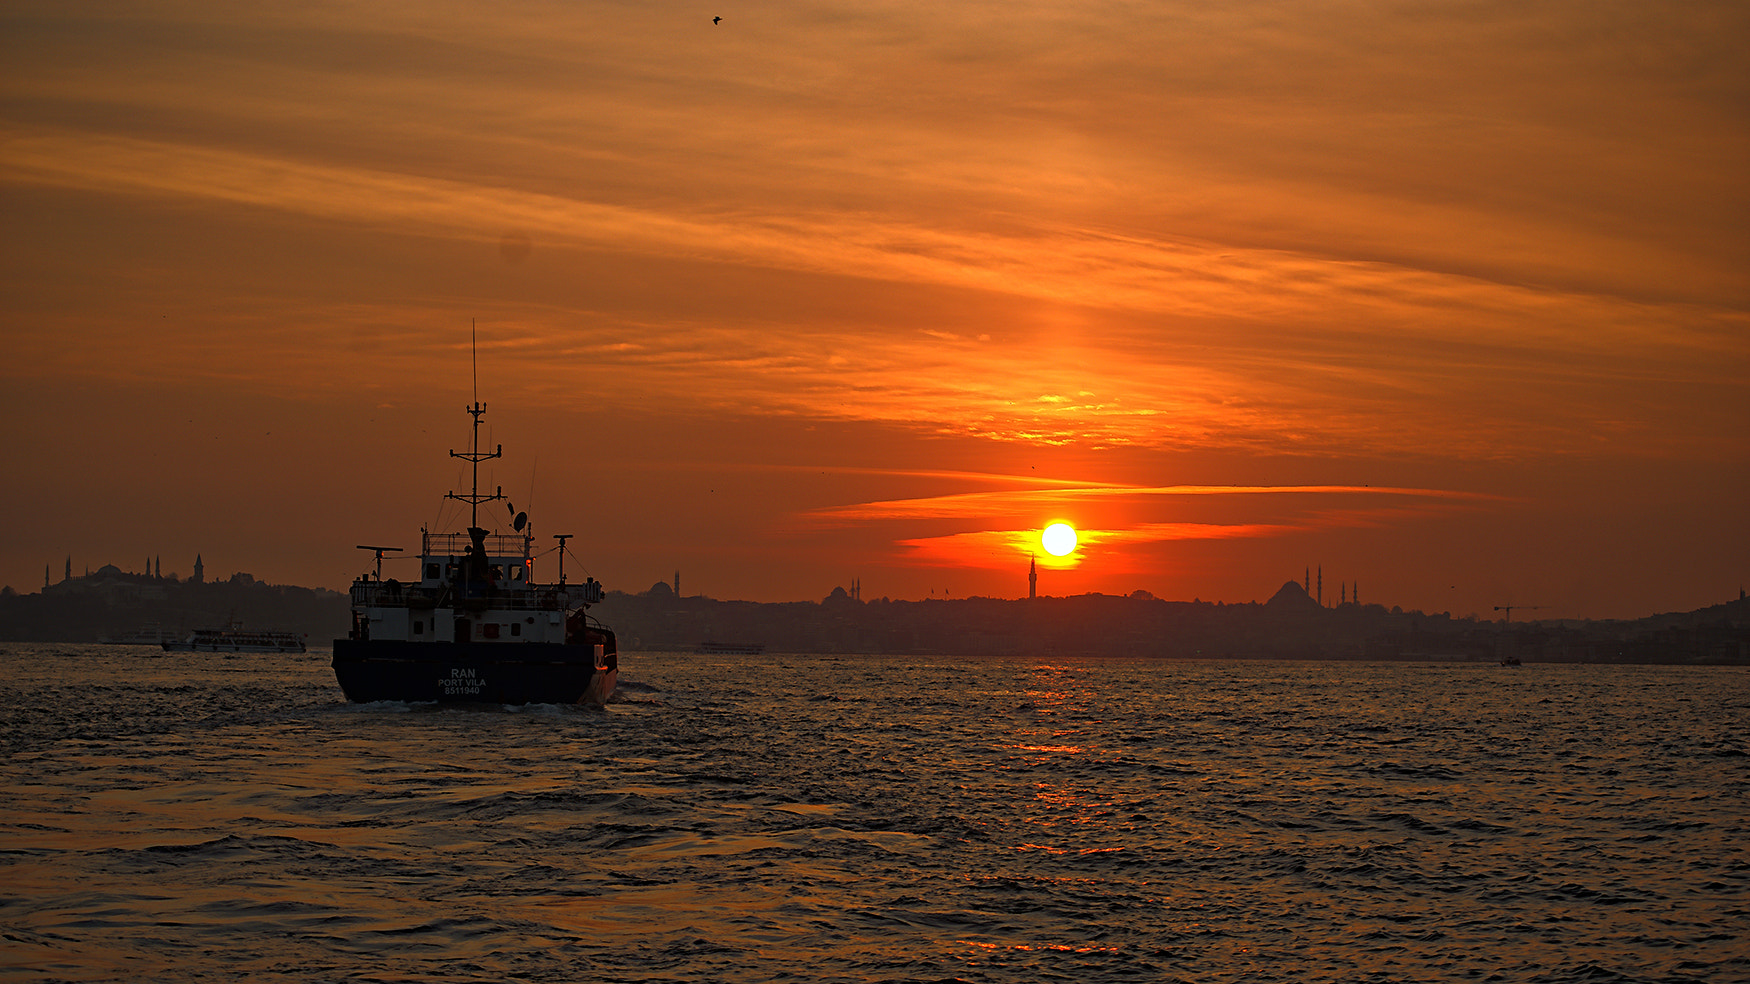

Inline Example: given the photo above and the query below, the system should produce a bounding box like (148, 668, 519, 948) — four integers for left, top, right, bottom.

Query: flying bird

(713, 15, 721, 24)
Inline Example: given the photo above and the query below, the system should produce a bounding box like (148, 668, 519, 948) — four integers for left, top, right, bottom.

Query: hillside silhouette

(602, 579, 1750, 664)
(1, 563, 346, 645)
(3, 569, 1745, 664)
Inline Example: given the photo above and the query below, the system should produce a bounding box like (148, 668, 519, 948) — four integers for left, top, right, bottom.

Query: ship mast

(447, 320, 503, 527)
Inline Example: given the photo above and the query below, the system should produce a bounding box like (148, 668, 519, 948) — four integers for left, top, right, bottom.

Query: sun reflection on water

(958, 939, 1125, 955)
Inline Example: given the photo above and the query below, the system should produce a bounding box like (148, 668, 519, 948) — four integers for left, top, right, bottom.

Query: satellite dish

(513, 512, 528, 532)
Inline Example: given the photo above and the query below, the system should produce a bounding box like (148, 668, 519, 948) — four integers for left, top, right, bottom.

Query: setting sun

(1041, 522, 1077, 557)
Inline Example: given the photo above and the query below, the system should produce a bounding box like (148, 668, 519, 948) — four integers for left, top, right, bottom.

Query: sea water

(1, 644, 1746, 983)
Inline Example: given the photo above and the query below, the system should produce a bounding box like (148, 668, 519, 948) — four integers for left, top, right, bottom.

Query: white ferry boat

(164, 627, 307, 653)
(330, 388, 617, 706)
(103, 623, 181, 646)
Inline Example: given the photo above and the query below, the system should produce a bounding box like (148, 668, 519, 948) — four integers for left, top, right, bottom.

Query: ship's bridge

(419, 530, 535, 587)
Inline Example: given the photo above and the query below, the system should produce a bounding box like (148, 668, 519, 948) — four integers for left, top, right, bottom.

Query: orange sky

(3, 1, 1745, 620)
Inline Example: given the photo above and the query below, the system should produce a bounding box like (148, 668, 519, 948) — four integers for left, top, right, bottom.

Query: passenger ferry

(164, 626, 307, 653)
(103, 623, 182, 647)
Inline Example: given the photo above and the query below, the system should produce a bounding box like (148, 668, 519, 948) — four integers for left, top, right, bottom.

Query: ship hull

(331, 639, 617, 706)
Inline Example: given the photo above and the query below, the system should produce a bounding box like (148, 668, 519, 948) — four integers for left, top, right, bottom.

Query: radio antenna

(448, 320, 503, 530)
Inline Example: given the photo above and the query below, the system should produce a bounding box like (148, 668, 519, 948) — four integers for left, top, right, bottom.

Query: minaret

(64, 557, 71, 582)
(1341, 582, 1347, 605)
(1317, 565, 1323, 607)
(193, 554, 204, 584)
(1304, 567, 1310, 595)
(674, 570, 680, 599)
(1029, 555, 1037, 600)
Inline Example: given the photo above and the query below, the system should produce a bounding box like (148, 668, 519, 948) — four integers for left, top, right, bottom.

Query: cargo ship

(331, 379, 617, 705)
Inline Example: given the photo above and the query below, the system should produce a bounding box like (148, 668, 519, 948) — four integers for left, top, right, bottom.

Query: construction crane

(1493, 605, 1545, 623)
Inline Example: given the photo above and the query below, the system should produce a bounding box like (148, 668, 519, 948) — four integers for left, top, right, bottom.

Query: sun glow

(1041, 522, 1077, 557)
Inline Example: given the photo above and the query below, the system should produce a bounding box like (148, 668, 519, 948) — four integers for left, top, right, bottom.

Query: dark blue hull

(332, 639, 617, 705)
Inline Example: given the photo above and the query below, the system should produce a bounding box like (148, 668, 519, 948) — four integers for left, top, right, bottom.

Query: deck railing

(422, 531, 529, 560)
(349, 579, 588, 611)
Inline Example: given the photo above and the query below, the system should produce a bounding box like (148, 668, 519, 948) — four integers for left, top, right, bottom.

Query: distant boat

(696, 641, 765, 656)
(101, 622, 181, 646)
(163, 626, 306, 653)
(1501, 655, 1522, 667)
(330, 356, 618, 706)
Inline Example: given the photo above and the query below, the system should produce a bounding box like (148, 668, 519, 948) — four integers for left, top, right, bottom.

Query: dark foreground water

(1, 644, 1747, 983)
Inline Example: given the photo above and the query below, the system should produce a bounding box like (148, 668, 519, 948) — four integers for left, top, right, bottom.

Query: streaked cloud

(7, 120, 1741, 461)
(808, 484, 1500, 525)
(822, 483, 1503, 576)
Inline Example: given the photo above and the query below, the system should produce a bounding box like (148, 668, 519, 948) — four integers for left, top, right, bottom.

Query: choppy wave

(2, 645, 1747, 982)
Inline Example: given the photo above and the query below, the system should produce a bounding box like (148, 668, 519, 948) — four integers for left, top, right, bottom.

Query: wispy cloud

(6, 89, 1744, 460)
(820, 482, 1503, 571)
(808, 483, 1501, 524)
